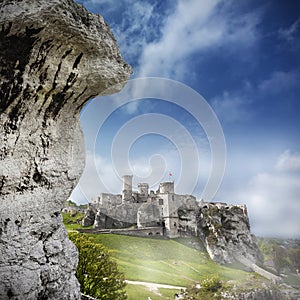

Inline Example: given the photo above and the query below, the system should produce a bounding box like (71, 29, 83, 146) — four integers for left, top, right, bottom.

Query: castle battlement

(85, 175, 197, 238)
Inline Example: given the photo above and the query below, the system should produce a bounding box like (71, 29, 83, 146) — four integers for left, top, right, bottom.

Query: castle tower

(137, 183, 149, 202)
(122, 175, 133, 202)
(159, 181, 179, 238)
(159, 181, 174, 194)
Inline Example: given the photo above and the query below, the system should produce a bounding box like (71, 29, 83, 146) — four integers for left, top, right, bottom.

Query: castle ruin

(83, 175, 199, 238)
(82, 175, 263, 266)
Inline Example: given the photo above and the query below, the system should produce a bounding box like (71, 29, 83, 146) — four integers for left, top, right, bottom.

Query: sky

(72, 0, 300, 238)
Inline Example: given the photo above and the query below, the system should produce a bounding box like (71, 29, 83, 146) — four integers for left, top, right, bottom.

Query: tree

(69, 232, 127, 299)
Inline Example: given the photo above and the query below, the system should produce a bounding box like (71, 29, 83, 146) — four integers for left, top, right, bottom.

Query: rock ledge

(0, 0, 131, 299)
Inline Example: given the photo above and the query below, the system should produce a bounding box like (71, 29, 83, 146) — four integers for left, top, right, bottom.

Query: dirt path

(125, 280, 186, 296)
(237, 256, 282, 283)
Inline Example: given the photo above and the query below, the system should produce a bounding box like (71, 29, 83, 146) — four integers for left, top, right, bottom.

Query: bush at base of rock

(69, 232, 127, 300)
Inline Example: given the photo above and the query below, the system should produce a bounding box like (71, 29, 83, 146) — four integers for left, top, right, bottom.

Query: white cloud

(137, 0, 261, 79)
(70, 151, 123, 204)
(258, 70, 300, 94)
(215, 149, 300, 238)
(101, 0, 261, 80)
(211, 90, 253, 124)
(245, 171, 300, 238)
(230, 150, 300, 238)
(275, 150, 300, 173)
(111, 1, 162, 65)
(278, 18, 300, 48)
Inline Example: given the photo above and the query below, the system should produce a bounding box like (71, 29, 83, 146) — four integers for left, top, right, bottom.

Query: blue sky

(72, 0, 300, 238)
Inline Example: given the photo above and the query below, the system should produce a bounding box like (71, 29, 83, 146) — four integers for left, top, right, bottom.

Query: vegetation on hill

(82, 234, 286, 299)
(69, 232, 127, 300)
(258, 237, 300, 287)
(64, 199, 88, 209)
(179, 275, 224, 300)
(65, 199, 78, 207)
(61, 211, 300, 300)
(87, 234, 256, 287)
(62, 212, 86, 231)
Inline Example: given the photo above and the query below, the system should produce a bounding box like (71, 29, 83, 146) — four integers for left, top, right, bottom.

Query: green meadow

(63, 213, 265, 299)
(87, 233, 254, 286)
(86, 234, 266, 299)
(125, 285, 178, 300)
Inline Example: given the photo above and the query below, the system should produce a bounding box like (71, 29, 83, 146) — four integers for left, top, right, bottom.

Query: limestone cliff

(0, 0, 131, 299)
(198, 202, 263, 264)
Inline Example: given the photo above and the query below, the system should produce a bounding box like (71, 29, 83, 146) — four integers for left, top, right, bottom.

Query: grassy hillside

(126, 285, 178, 300)
(87, 234, 257, 287)
(258, 237, 300, 287)
(83, 234, 273, 299)
(64, 199, 88, 209)
(62, 212, 85, 231)
(62, 215, 274, 299)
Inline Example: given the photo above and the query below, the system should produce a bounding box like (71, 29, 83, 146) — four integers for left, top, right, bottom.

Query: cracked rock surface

(198, 202, 263, 264)
(0, 0, 131, 299)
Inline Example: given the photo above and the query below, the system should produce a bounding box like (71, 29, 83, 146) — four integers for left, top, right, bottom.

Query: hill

(62, 213, 300, 299)
(258, 237, 300, 287)
(87, 234, 252, 286)
(85, 234, 276, 299)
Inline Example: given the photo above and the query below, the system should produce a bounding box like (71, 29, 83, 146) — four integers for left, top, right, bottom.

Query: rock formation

(0, 0, 131, 299)
(198, 202, 263, 264)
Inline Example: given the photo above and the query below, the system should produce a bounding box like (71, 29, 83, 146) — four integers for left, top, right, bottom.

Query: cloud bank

(235, 150, 300, 238)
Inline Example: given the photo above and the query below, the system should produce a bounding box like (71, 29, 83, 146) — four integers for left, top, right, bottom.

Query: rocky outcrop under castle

(198, 202, 263, 264)
(0, 0, 131, 299)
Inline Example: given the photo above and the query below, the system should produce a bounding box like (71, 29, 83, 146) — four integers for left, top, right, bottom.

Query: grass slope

(62, 215, 268, 299)
(126, 285, 177, 300)
(62, 212, 92, 231)
(87, 234, 254, 287)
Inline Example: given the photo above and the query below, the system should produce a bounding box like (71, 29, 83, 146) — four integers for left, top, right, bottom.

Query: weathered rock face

(177, 281, 285, 300)
(177, 198, 199, 237)
(221, 284, 286, 300)
(198, 202, 263, 264)
(0, 0, 131, 299)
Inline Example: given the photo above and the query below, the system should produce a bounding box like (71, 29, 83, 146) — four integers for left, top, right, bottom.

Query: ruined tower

(159, 181, 179, 238)
(159, 181, 174, 194)
(122, 175, 133, 202)
(138, 183, 149, 202)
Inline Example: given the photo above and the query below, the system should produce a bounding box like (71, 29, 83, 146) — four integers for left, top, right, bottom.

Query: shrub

(69, 232, 127, 300)
(201, 275, 222, 292)
(181, 275, 223, 299)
